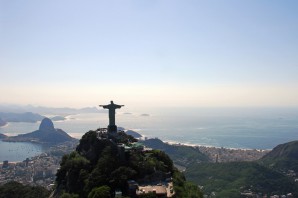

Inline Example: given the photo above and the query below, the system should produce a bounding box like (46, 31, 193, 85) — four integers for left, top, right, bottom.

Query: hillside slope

(185, 140, 298, 197)
(185, 161, 298, 197)
(260, 140, 298, 172)
(141, 138, 210, 166)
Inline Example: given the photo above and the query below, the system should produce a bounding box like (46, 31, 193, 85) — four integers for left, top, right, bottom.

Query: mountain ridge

(260, 140, 298, 172)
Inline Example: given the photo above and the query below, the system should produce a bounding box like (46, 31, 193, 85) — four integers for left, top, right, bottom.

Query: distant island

(140, 113, 150, 117)
(125, 129, 142, 138)
(3, 118, 74, 145)
(0, 118, 7, 127)
(50, 116, 66, 121)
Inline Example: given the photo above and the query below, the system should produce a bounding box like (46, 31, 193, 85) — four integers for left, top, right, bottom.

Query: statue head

(111, 100, 114, 104)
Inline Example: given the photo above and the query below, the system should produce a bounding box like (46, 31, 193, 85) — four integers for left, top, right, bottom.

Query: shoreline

(137, 133, 272, 151)
(166, 141, 272, 151)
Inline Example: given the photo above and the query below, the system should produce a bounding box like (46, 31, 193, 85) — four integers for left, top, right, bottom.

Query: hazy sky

(1, 0, 298, 109)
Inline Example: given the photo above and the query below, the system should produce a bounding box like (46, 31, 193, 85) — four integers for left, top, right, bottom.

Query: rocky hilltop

(53, 129, 203, 198)
(4, 118, 73, 144)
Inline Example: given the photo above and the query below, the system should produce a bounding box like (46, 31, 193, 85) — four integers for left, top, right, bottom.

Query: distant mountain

(141, 138, 210, 166)
(4, 118, 74, 144)
(260, 140, 298, 172)
(0, 112, 44, 123)
(0, 104, 102, 115)
(125, 130, 142, 138)
(0, 133, 7, 139)
(0, 118, 6, 127)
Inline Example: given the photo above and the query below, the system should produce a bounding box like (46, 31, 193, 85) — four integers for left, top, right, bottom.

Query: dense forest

(0, 181, 50, 198)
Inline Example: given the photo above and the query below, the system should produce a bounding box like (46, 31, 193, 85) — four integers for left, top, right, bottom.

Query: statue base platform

(108, 125, 117, 133)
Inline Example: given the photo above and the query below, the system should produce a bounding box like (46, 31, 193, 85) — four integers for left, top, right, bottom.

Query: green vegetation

(0, 181, 50, 198)
(260, 140, 298, 172)
(55, 130, 202, 198)
(173, 171, 203, 198)
(88, 185, 111, 198)
(185, 161, 298, 197)
(61, 193, 80, 198)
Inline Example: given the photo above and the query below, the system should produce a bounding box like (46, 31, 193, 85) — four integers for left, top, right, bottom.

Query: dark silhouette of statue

(99, 101, 124, 133)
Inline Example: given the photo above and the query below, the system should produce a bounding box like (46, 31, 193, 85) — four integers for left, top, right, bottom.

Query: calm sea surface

(1, 107, 298, 161)
(0, 140, 45, 162)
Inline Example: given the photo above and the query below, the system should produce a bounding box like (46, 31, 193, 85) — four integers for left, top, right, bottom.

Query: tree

(0, 181, 50, 198)
(60, 193, 79, 198)
(56, 151, 90, 195)
(88, 186, 111, 198)
(110, 166, 137, 193)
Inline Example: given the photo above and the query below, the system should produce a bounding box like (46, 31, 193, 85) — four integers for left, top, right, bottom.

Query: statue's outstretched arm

(99, 105, 108, 108)
(115, 105, 124, 108)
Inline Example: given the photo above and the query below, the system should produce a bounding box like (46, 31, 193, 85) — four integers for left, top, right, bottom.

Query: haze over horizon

(1, 1, 298, 110)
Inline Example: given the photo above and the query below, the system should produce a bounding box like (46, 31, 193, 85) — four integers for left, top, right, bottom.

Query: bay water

(1, 107, 298, 161)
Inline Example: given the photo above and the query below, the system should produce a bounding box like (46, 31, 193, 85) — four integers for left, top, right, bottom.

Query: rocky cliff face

(39, 118, 55, 131)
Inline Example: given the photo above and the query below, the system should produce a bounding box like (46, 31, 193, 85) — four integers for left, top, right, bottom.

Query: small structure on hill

(99, 101, 124, 133)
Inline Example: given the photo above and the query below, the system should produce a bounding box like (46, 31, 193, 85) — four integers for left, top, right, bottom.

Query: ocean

(1, 107, 298, 161)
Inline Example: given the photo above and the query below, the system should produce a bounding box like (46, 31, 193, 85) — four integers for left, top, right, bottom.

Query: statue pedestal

(108, 125, 117, 133)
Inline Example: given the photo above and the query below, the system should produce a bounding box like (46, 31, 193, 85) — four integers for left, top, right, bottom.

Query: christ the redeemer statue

(99, 101, 124, 133)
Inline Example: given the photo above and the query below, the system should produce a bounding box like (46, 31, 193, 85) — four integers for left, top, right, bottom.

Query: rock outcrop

(39, 118, 55, 131)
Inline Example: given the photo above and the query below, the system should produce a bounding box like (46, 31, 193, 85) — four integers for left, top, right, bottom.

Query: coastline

(66, 129, 273, 153)
(166, 140, 271, 151)
(137, 132, 272, 151)
(159, 139, 270, 162)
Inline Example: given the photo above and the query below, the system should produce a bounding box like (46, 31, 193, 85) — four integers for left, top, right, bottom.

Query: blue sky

(1, 0, 298, 109)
